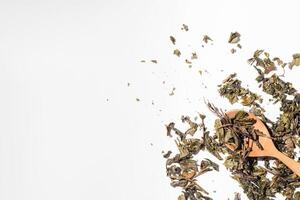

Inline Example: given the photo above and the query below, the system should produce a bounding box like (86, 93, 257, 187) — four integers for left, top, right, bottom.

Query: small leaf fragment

(228, 32, 241, 44)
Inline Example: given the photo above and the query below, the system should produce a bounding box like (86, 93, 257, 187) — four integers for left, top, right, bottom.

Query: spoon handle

(273, 151, 300, 177)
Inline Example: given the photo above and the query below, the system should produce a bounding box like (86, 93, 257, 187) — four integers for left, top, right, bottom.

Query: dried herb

(169, 87, 176, 96)
(163, 150, 172, 158)
(213, 70, 300, 199)
(289, 53, 300, 69)
(163, 30, 300, 200)
(185, 59, 192, 64)
(181, 24, 189, 31)
(234, 193, 241, 200)
(164, 115, 215, 200)
(247, 50, 278, 74)
(170, 36, 176, 45)
(191, 52, 198, 60)
(228, 32, 241, 44)
(165, 71, 300, 199)
(203, 35, 213, 43)
(174, 49, 182, 57)
(218, 73, 263, 107)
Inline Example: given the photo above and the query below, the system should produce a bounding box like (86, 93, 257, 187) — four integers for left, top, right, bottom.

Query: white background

(0, 0, 299, 199)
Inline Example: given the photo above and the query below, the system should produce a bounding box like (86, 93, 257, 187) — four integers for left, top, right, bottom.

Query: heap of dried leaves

(165, 71, 300, 199)
(164, 115, 220, 200)
(162, 27, 300, 200)
(211, 66, 300, 199)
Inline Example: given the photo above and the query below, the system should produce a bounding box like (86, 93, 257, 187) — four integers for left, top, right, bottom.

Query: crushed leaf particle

(185, 59, 192, 64)
(173, 49, 181, 57)
(163, 150, 172, 158)
(181, 24, 189, 31)
(170, 36, 176, 45)
(289, 53, 300, 69)
(228, 32, 241, 44)
(203, 35, 213, 43)
(191, 52, 198, 60)
(169, 87, 176, 96)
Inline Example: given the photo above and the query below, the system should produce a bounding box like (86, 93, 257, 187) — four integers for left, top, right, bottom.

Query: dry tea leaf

(191, 52, 198, 60)
(181, 24, 189, 31)
(169, 87, 176, 96)
(170, 36, 176, 45)
(164, 115, 214, 200)
(201, 158, 219, 171)
(163, 150, 172, 158)
(174, 49, 181, 57)
(234, 192, 241, 200)
(178, 194, 186, 200)
(237, 44, 242, 49)
(185, 59, 192, 64)
(135, 98, 140, 102)
(228, 32, 241, 44)
(203, 35, 213, 43)
(289, 53, 300, 69)
(247, 50, 276, 74)
(166, 122, 175, 137)
(151, 60, 158, 64)
(231, 48, 236, 54)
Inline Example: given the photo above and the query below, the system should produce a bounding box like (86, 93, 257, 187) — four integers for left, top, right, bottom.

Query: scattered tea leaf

(170, 36, 176, 45)
(169, 87, 176, 96)
(174, 49, 181, 57)
(191, 52, 198, 60)
(163, 150, 172, 158)
(228, 32, 241, 44)
(289, 53, 300, 69)
(203, 35, 213, 43)
(181, 24, 189, 31)
(185, 59, 192, 64)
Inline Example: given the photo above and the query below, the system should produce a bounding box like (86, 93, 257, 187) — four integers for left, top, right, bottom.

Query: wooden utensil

(225, 109, 300, 177)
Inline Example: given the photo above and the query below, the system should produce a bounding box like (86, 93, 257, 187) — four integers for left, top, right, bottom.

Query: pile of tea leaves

(163, 45, 300, 199)
(211, 66, 300, 200)
(164, 114, 220, 200)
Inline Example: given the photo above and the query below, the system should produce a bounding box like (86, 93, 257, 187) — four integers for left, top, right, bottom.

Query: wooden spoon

(225, 109, 300, 177)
